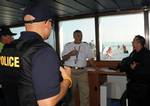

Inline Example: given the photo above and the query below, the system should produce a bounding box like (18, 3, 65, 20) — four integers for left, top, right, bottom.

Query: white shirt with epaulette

(62, 42, 94, 67)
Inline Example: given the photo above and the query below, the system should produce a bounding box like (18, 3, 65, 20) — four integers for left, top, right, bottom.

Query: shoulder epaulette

(65, 42, 72, 46)
(83, 42, 88, 44)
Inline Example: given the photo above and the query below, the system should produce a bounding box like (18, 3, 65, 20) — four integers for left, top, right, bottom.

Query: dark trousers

(120, 90, 127, 106)
(127, 82, 150, 106)
(0, 88, 6, 106)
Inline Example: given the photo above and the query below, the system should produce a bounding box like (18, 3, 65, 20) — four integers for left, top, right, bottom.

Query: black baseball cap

(0, 26, 16, 36)
(23, 2, 53, 23)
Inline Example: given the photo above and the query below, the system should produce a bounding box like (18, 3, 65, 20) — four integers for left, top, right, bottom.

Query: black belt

(70, 66, 84, 70)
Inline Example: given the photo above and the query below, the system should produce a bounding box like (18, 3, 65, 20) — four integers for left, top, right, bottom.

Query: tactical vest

(0, 39, 51, 106)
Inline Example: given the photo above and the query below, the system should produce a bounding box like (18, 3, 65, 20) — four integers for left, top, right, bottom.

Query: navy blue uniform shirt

(20, 32, 60, 100)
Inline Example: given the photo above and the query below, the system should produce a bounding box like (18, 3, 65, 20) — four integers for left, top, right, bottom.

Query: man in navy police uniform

(0, 26, 16, 106)
(0, 2, 72, 106)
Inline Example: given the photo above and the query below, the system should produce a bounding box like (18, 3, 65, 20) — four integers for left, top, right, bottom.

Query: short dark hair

(134, 35, 145, 46)
(73, 30, 82, 37)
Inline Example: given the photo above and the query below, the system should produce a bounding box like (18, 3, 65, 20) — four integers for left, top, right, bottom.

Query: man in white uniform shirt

(62, 30, 95, 106)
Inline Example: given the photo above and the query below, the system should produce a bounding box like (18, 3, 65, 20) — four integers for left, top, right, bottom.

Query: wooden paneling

(88, 71, 107, 106)
(88, 68, 125, 106)
(95, 61, 120, 68)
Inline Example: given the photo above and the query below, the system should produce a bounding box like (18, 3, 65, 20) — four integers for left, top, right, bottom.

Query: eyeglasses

(45, 19, 54, 27)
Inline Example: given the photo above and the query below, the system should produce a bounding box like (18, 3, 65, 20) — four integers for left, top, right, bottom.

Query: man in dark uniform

(0, 2, 72, 106)
(119, 35, 150, 106)
(0, 26, 16, 106)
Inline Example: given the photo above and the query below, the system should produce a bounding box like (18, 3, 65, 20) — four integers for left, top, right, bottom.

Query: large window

(148, 11, 150, 49)
(59, 18, 96, 58)
(11, 26, 56, 49)
(99, 13, 144, 61)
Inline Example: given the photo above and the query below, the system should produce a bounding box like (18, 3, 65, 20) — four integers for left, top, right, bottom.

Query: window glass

(99, 13, 144, 61)
(59, 18, 96, 58)
(11, 26, 56, 49)
(10, 26, 25, 39)
(149, 12, 150, 48)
